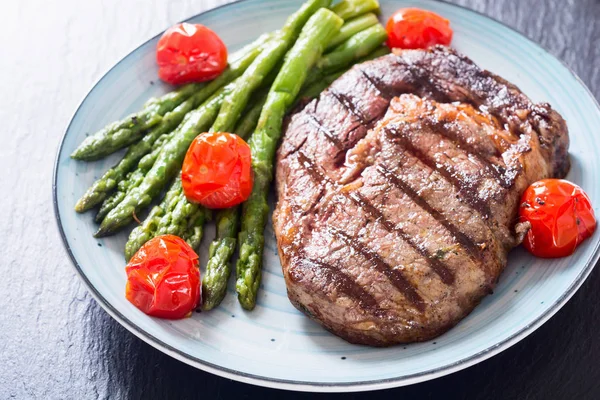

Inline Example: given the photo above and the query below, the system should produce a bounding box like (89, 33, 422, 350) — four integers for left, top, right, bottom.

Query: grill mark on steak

(328, 89, 370, 127)
(426, 119, 513, 189)
(347, 191, 456, 285)
(397, 49, 530, 140)
(305, 114, 343, 149)
(384, 125, 492, 219)
(297, 151, 328, 187)
(285, 135, 308, 157)
(357, 67, 395, 100)
(295, 152, 327, 212)
(292, 257, 381, 311)
(393, 57, 451, 103)
(328, 226, 426, 311)
(376, 165, 483, 260)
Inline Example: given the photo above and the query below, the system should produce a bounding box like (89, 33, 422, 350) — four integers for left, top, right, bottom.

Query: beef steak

(273, 46, 569, 346)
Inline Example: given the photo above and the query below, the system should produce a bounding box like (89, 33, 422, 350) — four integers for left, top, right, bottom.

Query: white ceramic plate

(54, 0, 600, 392)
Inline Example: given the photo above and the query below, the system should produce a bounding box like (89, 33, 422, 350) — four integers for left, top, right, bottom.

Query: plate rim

(52, 0, 600, 392)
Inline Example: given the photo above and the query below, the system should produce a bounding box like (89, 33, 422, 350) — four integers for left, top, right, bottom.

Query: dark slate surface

(2, 0, 599, 398)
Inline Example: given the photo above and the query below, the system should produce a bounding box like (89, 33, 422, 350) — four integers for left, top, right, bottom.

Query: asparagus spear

(317, 23, 388, 72)
(154, 178, 204, 238)
(301, 23, 387, 91)
(121, 42, 288, 255)
(135, 122, 179, 171)
(201, 209, 240, 310)
(95, 169, 142, 222)
(124, 88, 270, 285)
(233, 94, 268, 138)
(139, 51, 281, 243)
(358, 45, 391, 60)
(183, 206, 210, 251)
(236, 8, 343, 310)
(127, 69, 275, 299)
(331, 0, 379, 20)
(123, 171, 213, 259)
(70, 36, 267, 161)
(95, 82, 234, 237)
(71, 85, 199, 161)
(327, 12, 378, 50)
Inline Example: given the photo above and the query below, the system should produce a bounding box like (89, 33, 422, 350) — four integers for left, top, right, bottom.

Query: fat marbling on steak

(273, 46, 569, 346)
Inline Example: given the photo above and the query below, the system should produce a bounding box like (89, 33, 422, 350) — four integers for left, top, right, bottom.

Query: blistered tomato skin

(386, 8, 453, 49)
(156, 23, 228, 85)
(520, 179, 596, 258)
(125, 235, 201, 319)
(181, 132, 253, 209)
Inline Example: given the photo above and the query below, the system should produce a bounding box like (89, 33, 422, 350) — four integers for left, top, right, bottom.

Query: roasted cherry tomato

(181, 132, 253, 209)
(125, 235, 201, 319)
(519, 179, 596, 258)
(156, 23, 228, 85)
(386, 8, 453, 49)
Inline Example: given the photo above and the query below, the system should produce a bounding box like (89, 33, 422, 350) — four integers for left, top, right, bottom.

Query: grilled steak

(273, 46, 569, 346)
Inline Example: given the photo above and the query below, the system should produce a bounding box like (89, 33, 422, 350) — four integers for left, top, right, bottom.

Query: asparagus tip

(74, 200, 86, 213)
(238, 297, 256, 311)
(236, 289, 257, 310)
(124, 251, 134, 262)
(200, 301, 216, 312)
(70, 150, 99, 161)
(93, 225, 111, 238)
(70, 151, 84, 160)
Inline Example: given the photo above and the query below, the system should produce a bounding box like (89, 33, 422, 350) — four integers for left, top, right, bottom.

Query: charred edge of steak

(413, 47, 569, 177)
(287, 285, 488, 347)
(288, 45, 568, 180)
